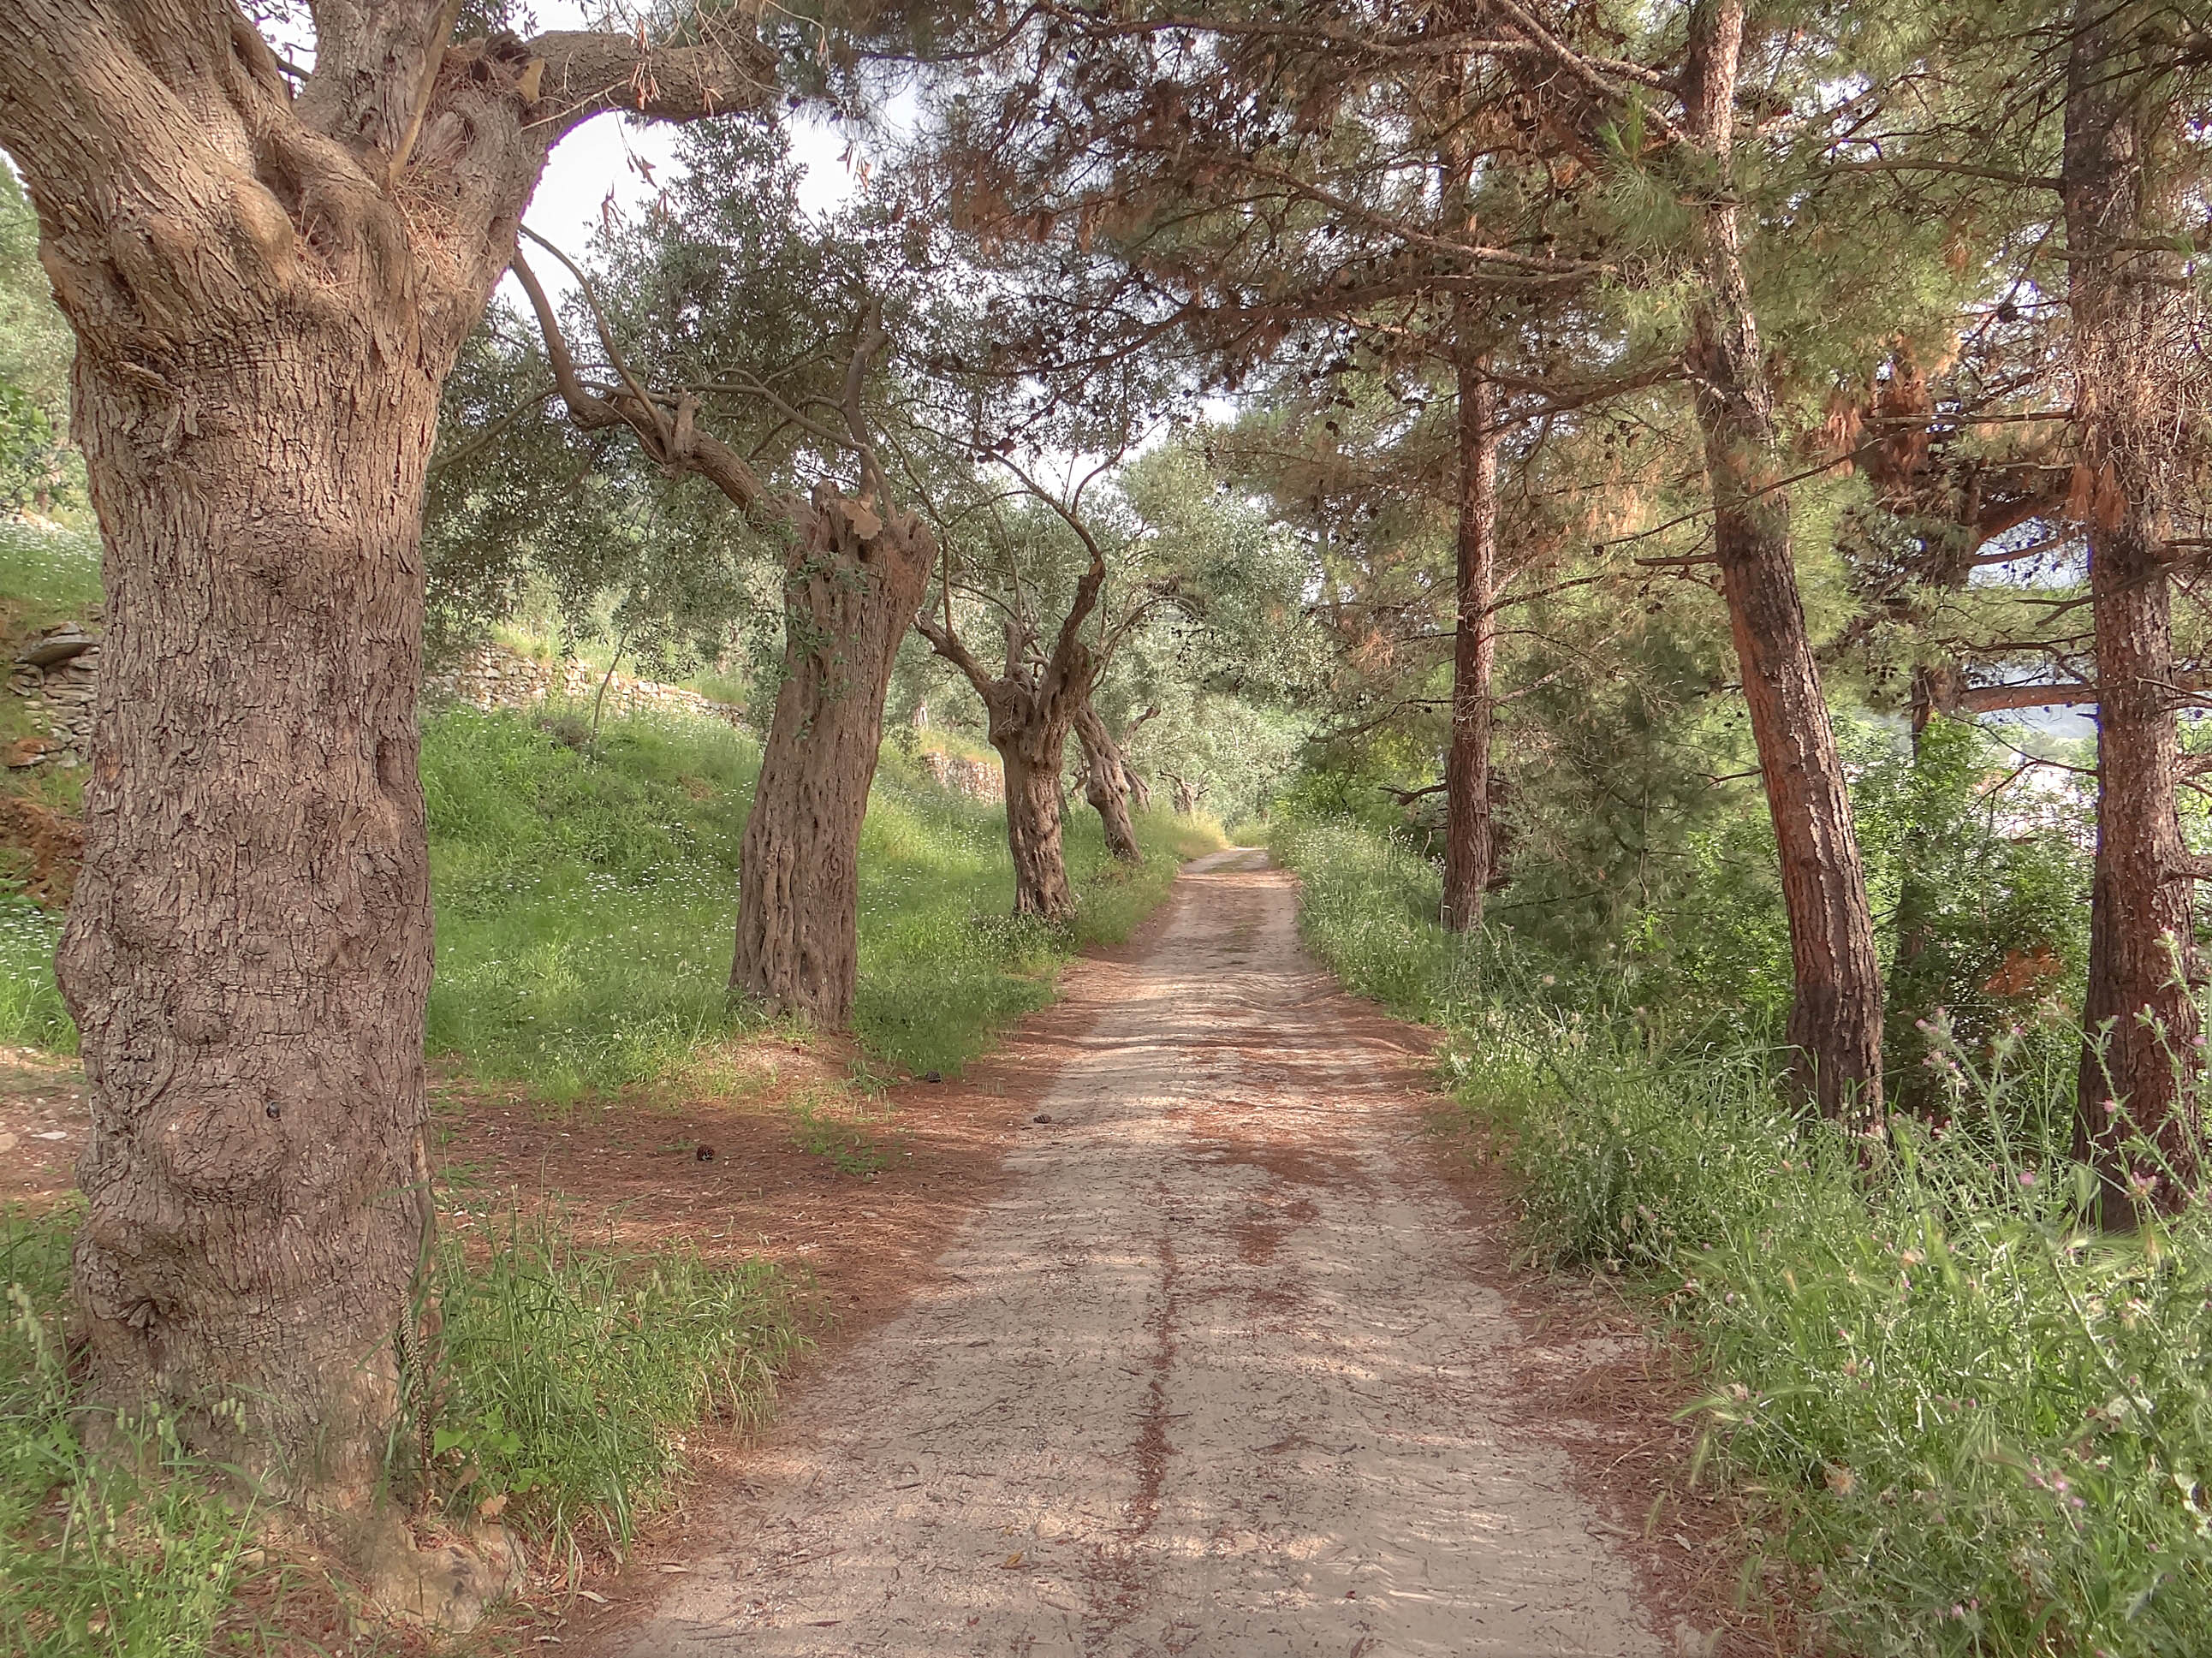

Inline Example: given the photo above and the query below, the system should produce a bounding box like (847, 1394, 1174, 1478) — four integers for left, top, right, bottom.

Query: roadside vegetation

(0, 532, 1222, 1652)
(1277, 811, 2210, 1658)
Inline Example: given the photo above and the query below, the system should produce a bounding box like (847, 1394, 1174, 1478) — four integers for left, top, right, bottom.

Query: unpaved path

(619, 851, 1665, 1657)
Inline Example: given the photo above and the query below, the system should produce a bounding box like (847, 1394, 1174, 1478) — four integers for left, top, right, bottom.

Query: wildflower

(2129, 1169, 2158, 1199)
(2019, 1170, 2037, 1187)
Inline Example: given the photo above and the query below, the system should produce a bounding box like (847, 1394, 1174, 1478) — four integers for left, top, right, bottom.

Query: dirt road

(618, 851, 1666, 1656)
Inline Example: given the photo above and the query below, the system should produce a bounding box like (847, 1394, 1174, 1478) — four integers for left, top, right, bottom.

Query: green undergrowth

(419, 1205, 805, 1568)
(2, 1198, 806, 1649)
(0, 894, 70, 1052)
(0, 521, 98, 829)
(424, 703, 1217, 1094)
(422, 706, 761, 1096)
(2, 1206, 277, 1657)
(0, 520, 100, 643)
(0, 668, 1216, 1088)
(1276, 816, 2212, 1658)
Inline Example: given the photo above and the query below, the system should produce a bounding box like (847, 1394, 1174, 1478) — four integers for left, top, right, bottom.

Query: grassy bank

(1276, 817, 2212, 1658)
(2, 698, 1217, 1077)
(424, 703, 1217, 1094)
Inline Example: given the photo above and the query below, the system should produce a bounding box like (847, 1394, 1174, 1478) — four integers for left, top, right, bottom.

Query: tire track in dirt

(613, 850, 1665, 1656)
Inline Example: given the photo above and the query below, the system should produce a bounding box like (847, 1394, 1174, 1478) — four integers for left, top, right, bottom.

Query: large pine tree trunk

(56, 317, 439, 1501)
(1442, 354, 1499, 933)
(1073, 700, 1141, 861)
(1686, 0, 1883, 1118)
(998, 721, 1077, 918)
(732, 495, 936, 1024)
(2064, 0, 2202, 1221)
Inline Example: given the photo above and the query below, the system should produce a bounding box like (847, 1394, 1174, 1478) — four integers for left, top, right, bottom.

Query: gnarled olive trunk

(1073, 700, 1140, 861)
(915, 553, 1108, 927)
(0, 0, 766, 1515)
(1684, 0, 1883, 1120)
(1442, 355, 1498, 933)
(1000, 716, 1079, 918)
(2064, 0, 2202, 1221)
(56, 310, 441, 1501)
(732, 494, 936, 1023)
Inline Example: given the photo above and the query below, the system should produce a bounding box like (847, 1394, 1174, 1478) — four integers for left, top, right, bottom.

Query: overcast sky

(516, 0, 862, 300)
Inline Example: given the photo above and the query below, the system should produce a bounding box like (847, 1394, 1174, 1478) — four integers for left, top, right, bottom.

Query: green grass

(424, 705, 1217, 1094)
(0, 520, 101, 821)
(421, 707, 760, 1096)
(1, 1207, 278, 1658)
(1277, 816, 2212, 1658)
(422, 1207, 804, 1566)
(0, 894, 70, 1051)
(1, 1197, 806, 1649)
(0, 520, 100, 638)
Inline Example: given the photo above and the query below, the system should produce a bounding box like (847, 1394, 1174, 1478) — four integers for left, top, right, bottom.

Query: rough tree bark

(1166, 772, 1209, 817)
(2063, 0, 2203, 1222)
(0, 0, 768, 1506)
(1682, 0, 1884, 1119)
(1073, 698, 1141, 861)
(510, 261, 934, 1029)
(735, 492, 936, 1019)
(916, 549, 1109, 921)
(1442, 347, 1499, 933)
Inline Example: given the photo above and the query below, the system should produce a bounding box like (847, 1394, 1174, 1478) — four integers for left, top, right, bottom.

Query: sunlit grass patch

(0, 520, 101, 639)
(0, 896, 69, 1053)
(0, 692, 1216, 1086)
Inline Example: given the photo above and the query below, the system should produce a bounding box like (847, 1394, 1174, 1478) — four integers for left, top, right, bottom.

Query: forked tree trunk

(1442, 351, 1499, 933)
(0, 0, 764, 1512)
(57, 321, 440, 1501)
(1073, 700, 1141, 861)
(2063, 0, 2202, 1222)
(732, 493, 936, 1022)
(1686, 0, 1883, 1119)
(916, 550, 1109, 926)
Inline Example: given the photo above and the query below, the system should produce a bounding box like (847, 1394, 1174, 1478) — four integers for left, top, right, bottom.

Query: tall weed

(422, 1209, 804, 1565)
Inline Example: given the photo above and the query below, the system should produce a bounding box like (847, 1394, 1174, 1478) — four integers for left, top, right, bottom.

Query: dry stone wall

(7, 620, 100, 771)
(919, 747, 1002, 803)
(425, 644, 746, 728)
